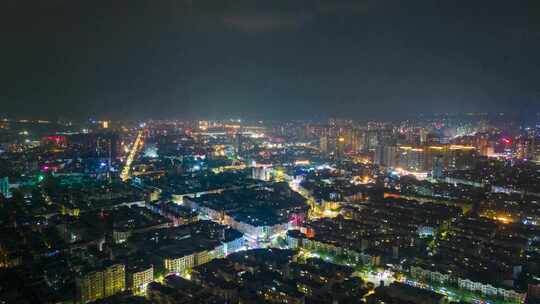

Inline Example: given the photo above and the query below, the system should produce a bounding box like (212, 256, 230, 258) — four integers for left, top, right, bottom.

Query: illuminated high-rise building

(0, 177, 10, 198)
(476, 133, 491, 156)
(533, 133, 540, 162)
(515, 136, 531, 160)
(432, 155, 444, 179)
(365, 130, 379, 151)
(419, 128, 429, 144)
(77, 271, 104, 304)
(398, 146, 426, 172)
(384, 146, 399, 167)
(374, 146, 384, 165)
(319, 135, 329, 155)
(426, 132, 443, 145)
(127, 265, 153, 295)
(67, 132, 119, 159)
(252, 166, 271, 181)
(528, 131, 540, 163)
(349, 128, 362, 153)
(374, 146, 399, 168)
(103, 264, 126, 297)
(336, 136, 346, 159)
(77, 264, 125, 304)
(235, 131, 243, 157)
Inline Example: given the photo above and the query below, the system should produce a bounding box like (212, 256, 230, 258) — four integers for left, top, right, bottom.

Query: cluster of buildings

(46, 177, 147, 214)
(145, 248, 460, 304)
(140, 170, 260, 204)
(74, 220, 244, 303)
(1, 117, 540, 303)
(478, 192, 540, 226)
(146, 274, 227, 304)
(286, 194, 540, 303)
(409, 216, 539, 302)
(76, 260, 156, 303)
(77, 263, 126, 303)
(287, 198, 461, 266)
(443, 159, 540, 196)
(184, 183, 308, 243)
(145, 201, 198, 227)
(130, 220, 244, 275)
(374, 144, 477, 177)
(188, 248, 362, 304)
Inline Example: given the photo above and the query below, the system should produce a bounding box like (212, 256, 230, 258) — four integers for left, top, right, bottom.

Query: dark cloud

(223, 13, 312, 33)
(316, 1, 374, 15)
(218, 0, 375, 33)
(0, 0, 539, 120)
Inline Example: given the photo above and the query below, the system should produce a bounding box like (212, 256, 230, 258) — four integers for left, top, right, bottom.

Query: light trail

(120, 130, 144, 181)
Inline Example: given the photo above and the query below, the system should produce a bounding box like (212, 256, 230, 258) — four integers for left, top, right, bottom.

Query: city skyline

(1, 1, 540, 303)
(0, 115, 539, 303)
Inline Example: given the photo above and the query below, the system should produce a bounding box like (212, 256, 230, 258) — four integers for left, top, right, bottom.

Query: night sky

(1, 0, 539, 120)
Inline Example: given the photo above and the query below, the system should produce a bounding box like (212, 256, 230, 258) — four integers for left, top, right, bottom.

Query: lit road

(356, 269, 395, 287)
(121, 130, 144, 181)
(288, 178, 320, 220)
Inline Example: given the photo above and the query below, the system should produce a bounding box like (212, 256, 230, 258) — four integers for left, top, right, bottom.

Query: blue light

(47, 250, 60, 257)
(100, 162, 107, 168)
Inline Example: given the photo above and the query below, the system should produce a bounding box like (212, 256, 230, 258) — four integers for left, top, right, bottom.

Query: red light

(502, 138, 512, 145)
(289, 214, 305, 226)
(45, 135, 65, 144)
